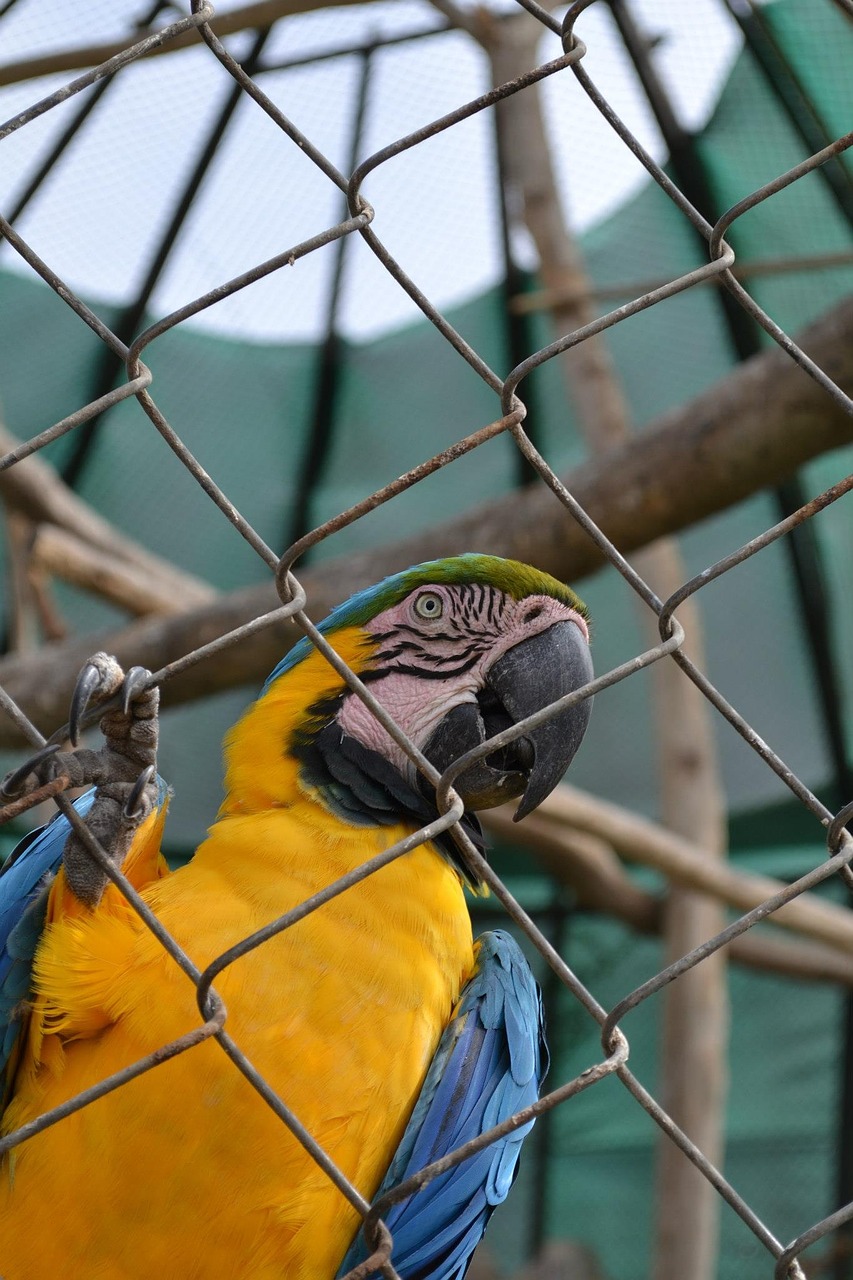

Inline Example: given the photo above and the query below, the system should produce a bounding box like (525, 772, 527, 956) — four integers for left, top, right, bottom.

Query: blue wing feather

(337, 929, 547, 1280)
(0, 789, 98, 1098)
(0, 776, 169, 1102)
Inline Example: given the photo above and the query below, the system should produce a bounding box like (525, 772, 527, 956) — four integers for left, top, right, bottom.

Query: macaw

(0, 553, 593, 1280)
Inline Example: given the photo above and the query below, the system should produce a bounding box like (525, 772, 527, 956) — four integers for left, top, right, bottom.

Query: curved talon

(1, 743, 61, 798)
(121, 667, 152, 717)
(69, 661, 107, 747)
(123, 764, 156, 818)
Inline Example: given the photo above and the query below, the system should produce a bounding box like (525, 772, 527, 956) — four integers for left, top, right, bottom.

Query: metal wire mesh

(0, 1, 852, 1276)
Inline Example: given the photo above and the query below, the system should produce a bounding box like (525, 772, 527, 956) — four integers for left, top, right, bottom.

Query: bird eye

(414, 591, 443, 619)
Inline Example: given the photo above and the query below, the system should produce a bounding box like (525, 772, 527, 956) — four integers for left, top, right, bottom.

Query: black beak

(419, 620, 593, 820)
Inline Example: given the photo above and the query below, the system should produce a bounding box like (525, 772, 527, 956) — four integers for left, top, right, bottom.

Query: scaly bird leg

(1, 652, 161, 907)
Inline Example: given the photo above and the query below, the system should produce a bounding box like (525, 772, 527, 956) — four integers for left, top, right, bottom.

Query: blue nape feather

(337, 930, 547, 1280)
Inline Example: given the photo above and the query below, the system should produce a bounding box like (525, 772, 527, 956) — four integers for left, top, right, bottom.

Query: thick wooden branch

(501, 787, 853, 953)
(730, 931, 853, 986)
(483, 805, 853, 986)
(29, 524, 200, 617)
(0, 297, 851, 746)
(509, 822, 661, 932)
(0, 0, 371, 89)
(0, 426, 214, 610)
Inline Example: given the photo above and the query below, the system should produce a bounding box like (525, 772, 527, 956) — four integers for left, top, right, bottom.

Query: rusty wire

(0, 2, 851, 1278)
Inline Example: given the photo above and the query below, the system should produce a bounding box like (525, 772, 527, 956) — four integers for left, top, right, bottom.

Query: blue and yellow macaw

(0, 554, 592, 1279)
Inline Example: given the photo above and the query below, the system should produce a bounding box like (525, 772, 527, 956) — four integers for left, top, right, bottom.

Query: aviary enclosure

(0, 1, 852, 1276)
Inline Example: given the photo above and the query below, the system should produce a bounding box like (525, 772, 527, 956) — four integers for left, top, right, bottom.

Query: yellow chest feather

(0, 807, 474, 1280)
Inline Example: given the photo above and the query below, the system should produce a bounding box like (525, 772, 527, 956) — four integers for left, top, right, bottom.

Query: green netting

(472, 857, 845, 1279)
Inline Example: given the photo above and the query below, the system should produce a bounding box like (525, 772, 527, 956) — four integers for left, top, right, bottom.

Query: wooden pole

(483, 17, 727, 1276)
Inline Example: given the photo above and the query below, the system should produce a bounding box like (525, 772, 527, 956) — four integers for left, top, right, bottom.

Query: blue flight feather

(337, 929, 547, 1280)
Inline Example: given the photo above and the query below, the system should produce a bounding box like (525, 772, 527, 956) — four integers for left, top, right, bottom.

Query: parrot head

(227, 554, 592, 884)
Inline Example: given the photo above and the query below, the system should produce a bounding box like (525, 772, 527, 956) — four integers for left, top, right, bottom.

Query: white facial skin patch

(336, 583, 589, 778)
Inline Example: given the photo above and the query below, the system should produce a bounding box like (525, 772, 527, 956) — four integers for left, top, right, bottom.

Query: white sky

(0, 0, 742, 341)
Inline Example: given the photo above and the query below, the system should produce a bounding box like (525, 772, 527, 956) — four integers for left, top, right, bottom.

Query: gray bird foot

(2, 653, 162, 907)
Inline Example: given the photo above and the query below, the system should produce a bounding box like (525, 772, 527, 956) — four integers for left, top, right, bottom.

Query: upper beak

(419, 620, 593, 820)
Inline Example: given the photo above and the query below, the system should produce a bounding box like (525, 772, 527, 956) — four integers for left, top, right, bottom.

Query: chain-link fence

(0, 1, 852, 1277)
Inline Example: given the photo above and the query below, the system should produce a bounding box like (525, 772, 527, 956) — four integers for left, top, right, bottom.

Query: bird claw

(2, 654, 159, 823)
(0, 654, 161, 907)
(69, 662, 106, 747)
(121, 667, 152, 718)
(123, 764, 156, 819)
(68, 652, 136, 746)
(0, 743, 62, 799)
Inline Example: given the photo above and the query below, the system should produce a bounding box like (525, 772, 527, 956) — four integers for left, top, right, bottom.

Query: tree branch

(0, 425, 215, 609)
(494, 787, 853, 954)
(0, 297, 851, 745)
(0, 0, 371, 89)
(29, 523, 202, 617)
(483, 804, 853, 986)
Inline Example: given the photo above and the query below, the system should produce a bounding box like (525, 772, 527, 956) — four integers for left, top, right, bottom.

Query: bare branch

(427, 0, 484, 42)
(730, 932, 853, 987)
(486, 810, 661, 932)
(0, 424, 215, 609)
(515, 786, 853, 954)
(0, 0, 370, 89)
(483, 804, 853, 986)
(0, 297, 851, 745)
(30, 524, 202, 617)
(4, 511, 42, 651)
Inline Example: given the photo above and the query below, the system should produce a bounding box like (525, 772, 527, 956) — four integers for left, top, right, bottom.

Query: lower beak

(419, 620, 593, 820)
